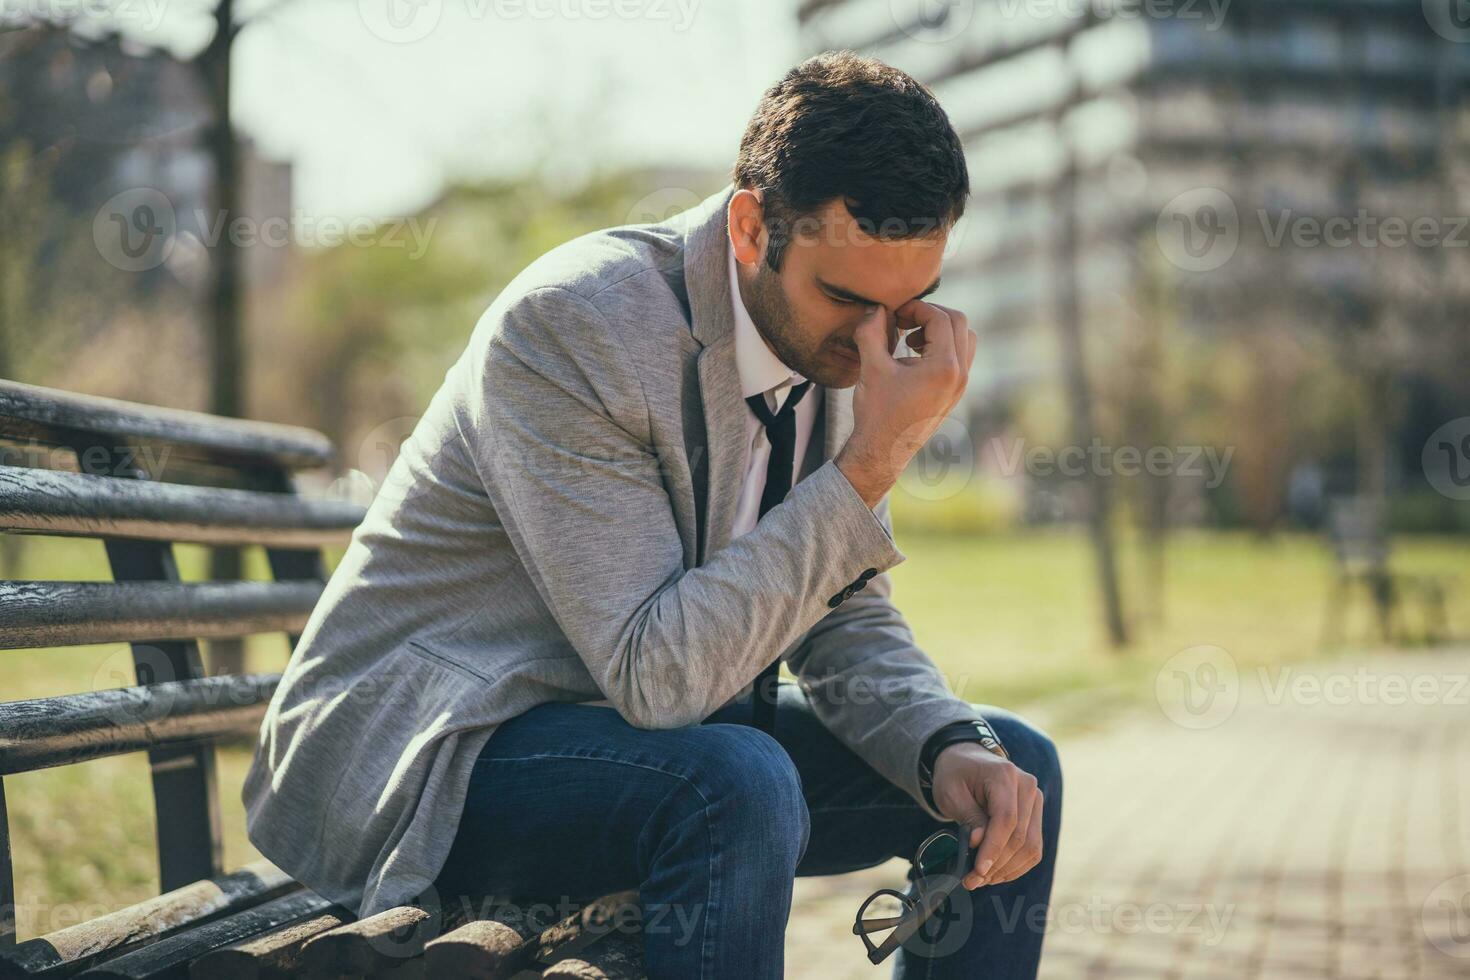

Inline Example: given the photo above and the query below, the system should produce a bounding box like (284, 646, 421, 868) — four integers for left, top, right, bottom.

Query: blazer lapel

(681, 183, 748, 564)
(695, 336, 747, 562)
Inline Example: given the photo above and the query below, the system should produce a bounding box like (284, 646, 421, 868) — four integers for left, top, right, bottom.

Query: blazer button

(859, 568, 878, 580)
(852, 579, 868, 593)
(827, 593, 844, 608)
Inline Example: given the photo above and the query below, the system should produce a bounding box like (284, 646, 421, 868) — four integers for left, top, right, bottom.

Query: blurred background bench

(1321, 494, 1455, 649)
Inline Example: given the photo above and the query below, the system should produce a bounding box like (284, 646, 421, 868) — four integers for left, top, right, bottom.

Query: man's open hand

(930, 742, 1045, 890)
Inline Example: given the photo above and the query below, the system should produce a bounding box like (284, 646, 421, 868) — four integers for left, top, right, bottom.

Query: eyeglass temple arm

(858, 825, 979, 964)
(863, 885, 956, 964)
(852, 913, 906, 935)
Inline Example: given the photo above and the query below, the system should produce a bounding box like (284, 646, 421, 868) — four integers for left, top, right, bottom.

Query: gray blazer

(242, 183, 983, 919)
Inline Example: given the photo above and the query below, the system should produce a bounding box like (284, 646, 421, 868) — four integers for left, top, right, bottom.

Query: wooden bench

(1320, 494, 1454, 649)
(0, 379, 647, 979)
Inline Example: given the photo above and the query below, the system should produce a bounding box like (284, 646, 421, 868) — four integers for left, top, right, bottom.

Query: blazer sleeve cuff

(820, 459, 905, 569)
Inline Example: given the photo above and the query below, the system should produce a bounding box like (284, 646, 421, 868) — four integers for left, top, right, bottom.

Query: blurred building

(0, 23, 293, 296)
(798, 0, 1470, 523)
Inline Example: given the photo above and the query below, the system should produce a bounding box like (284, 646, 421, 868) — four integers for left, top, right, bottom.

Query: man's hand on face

(835, 299, 976, 508)
(930, 742, 1045, 890)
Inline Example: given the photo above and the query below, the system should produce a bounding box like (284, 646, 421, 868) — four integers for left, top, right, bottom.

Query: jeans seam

(477, 752, 715, 791)
(702, 795, 717, 980)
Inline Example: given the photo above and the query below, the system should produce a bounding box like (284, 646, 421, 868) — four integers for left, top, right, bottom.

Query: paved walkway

(785, 649, 1470, 978)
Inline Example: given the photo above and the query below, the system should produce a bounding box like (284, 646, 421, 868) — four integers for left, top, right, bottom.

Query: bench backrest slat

(0, 465, 361, 548)
(0, 380, 367, 944)
(0, 675, 279, 776)
(0, 580, 323, 650)
(0, 380, 335, 472)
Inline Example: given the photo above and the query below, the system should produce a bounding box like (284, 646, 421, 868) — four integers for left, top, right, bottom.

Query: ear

(727, 188, 766, 267)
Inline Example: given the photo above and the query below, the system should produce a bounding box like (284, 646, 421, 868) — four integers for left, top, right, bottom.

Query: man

(243, 51, 1062, 978)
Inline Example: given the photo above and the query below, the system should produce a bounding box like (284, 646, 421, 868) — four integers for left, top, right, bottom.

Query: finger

(950, 315, 970, 368)
(895, 299, 956, 360)
(960, 821, 987, 890)
(893, 297, 922, 332)
(851, 314, 892, 370)
(926, 302, 968, 361)
(988, 777, 1036, 878)
(987, 782, 1036, 883)
(968, 791, 1018, 887)
(988, 788, 1045, 884)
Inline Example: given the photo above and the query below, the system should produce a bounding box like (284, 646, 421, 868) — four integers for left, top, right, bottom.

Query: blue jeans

(431, 682, 1062, 979)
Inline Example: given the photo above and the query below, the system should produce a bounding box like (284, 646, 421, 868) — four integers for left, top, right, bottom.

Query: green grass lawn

(887, 526, 1469, 728)
(3, 527, 1467, 937)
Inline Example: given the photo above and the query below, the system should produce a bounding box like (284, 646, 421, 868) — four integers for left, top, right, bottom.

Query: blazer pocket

(406, 637, 498, 684)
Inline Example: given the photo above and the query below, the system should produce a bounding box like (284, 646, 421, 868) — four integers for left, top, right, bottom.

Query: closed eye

(829, 293, 879, 311)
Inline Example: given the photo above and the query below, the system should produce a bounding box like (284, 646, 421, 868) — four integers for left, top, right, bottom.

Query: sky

(118, 0, 803, 220)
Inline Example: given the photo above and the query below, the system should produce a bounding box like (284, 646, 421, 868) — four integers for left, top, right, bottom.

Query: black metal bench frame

(0, 379, 646, 979)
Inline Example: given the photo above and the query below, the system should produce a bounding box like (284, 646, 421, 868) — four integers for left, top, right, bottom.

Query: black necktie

(744, 378, 812, 736)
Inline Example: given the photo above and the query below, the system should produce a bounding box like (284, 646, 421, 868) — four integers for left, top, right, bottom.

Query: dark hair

(733, 51, 969, 271)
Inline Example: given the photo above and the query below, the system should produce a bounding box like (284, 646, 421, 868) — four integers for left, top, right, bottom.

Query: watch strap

(917, 718, 1010, 810)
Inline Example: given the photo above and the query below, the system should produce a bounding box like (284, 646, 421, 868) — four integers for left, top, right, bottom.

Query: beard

(739, 262, 856, 389)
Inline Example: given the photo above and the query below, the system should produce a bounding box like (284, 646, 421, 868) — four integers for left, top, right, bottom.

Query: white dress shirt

(728, 238, 821, 541)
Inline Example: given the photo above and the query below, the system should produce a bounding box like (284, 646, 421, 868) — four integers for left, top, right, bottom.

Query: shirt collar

(728, 237, 807, 401)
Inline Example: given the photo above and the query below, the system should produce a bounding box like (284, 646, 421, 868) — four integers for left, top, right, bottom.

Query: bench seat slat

(0, 466, 363, 548)
(0, 381, 334, 472)
(0, 861, 298, 979)
(541, 932, 647, 980)
(298, 903, 439, 975)
(75, 890, 339, 979)
(0, 581, 323, 650)
(422, 892, 642, 980)
(185, 908, 350, 980)
(0, 675, 280, 775)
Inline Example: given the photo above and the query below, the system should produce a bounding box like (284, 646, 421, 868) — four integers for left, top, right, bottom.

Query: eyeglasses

(852, 823, 977, 965)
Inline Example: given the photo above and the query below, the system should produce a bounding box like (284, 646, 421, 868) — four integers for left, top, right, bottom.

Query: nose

(881, 310, 903, 351)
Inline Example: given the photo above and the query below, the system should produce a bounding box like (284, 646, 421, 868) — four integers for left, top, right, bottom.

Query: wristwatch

(917, 718, 1009, 811)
